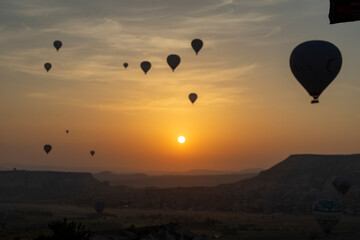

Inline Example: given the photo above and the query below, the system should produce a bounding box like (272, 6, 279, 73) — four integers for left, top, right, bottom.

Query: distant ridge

(93, 171, 257, 188)
(146, 168, 262, 176)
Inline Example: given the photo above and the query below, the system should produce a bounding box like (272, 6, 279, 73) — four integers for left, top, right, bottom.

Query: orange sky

(0, 0, 360, 173)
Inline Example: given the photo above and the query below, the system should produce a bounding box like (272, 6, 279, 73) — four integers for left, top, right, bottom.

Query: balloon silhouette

(140, 61, 151, 74)
(167, 54, 181, 72)
(66, 130, 69, 134)
(44, 63, 52, 72)
(332, 177, 352, 195)
(123, 63, 128, 69)
(290, 40, 342, 104)
(44, 144, 52, 154)
(94, 201, 105, 214)
(312, 199, 342, 234)
(189, 93, 198, 104)
(90, 150, 95, 156)
(53, 40, 62, 51)
(191, 39, 203, 55)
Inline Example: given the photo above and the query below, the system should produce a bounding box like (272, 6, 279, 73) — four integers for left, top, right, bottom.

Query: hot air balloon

(44, 144, 52, 154)
(290, 40, 342, 104)
(44, 63, 52, 72)
(66, 130, 69, 134)
(189, 93, 197, 104)
(123, 63, 128, 69)
(312, 199, 342, 234)
(191, 39, 203, 55)
(90, 150, 95, 156)
(53, 40, 62, 51)
(94, 201, 105, 214)
(167, 54, 181, 72)
(332, 177, 352, 195)
(140, 61, 151, 74)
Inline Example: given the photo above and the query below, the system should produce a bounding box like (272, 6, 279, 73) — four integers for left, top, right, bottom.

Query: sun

(178, 136, 185, 144)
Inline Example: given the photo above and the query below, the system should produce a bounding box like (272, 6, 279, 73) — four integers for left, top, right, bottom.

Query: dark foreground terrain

(0, 204, 359, 240)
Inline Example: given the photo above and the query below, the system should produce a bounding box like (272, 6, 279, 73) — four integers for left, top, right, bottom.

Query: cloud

(26, 92, 53, 99)
(0, 0, 282, 113)
(233, 0, 289, 7)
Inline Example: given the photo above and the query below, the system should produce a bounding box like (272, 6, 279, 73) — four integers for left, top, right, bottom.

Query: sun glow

(178, 136, 185, 144)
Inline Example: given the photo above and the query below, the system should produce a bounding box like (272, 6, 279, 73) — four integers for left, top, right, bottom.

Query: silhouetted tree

(33, 218, 91, 240)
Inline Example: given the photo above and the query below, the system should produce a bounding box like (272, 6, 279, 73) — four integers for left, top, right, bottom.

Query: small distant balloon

(167, 54, 181, 72)
(44, 144, 52, 154)
(290, 40, 342, 104)
(123, 63, 128, 69)
(188, 93, 197, 104)
(53, 40, 62, 51)
(312, 199, 342, 234)
(66, 130, 69, 134)
(332, 177, 352, 195)
(191, 39, 203, 55)
(140, 61, 151, 74)
(90, 150, 95, 156)
(44, 63, 52, 72)
(94, 201, 105, 214)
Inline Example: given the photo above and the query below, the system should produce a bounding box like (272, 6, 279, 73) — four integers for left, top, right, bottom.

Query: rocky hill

(255, 154, 360, 184)
(0, 170, 109, 203)
(220, 154, 360, 213)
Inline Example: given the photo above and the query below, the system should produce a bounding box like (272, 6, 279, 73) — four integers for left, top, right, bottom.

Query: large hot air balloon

(312, 199, 342, 234)
(94, 201, 105, 214)
(140, 61, 151, 74)
(191, 39, 203, 55)
(290, 40, 342, 104)
(53, 40, 62, 51)
(123, 63, 128, 69)
(332, 177, 352, 195)
(188, 93, 197, 104)
(44, 144, 52, 154)
(167, 54, 181, 72)
(90, 150, 95, 156)
(44, 63, 52, 72)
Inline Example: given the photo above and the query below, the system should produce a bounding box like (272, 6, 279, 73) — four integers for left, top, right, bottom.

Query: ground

(0, 204, 359, 240)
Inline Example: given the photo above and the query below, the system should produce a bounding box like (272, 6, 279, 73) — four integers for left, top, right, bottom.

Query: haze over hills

(146, 168, 262, 176)
(93, 169, 260, 188)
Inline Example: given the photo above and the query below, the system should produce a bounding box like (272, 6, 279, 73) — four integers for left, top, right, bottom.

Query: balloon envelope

(191, 39, 203, 55)
(53, 40, 62, 51)
(44, 144, 52, 154)
(44, 63, 52, 72)
(189, 93, 198, 104)
(94, 201, 105, 214)
(290, 40, 342, 103)
(312, 199, 342, 234)
(123, 63, 128, 69)
(167, 54, 181, 72)
(332, 177, 352, 195)
(90, 150, 95, 156)
(140, 61, 151, 74)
